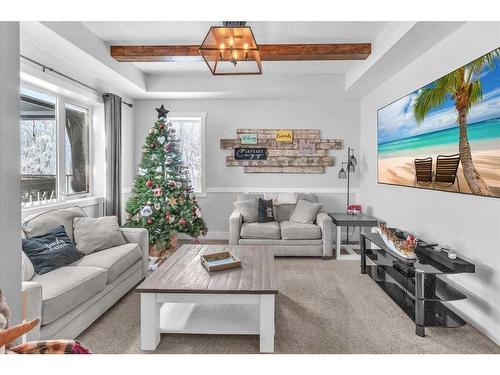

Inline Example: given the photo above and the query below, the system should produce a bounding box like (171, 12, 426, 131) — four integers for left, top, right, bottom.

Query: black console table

(360, 232, 475, 337)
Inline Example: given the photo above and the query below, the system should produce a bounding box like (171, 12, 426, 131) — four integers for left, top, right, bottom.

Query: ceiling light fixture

(199, 21, 262, 75)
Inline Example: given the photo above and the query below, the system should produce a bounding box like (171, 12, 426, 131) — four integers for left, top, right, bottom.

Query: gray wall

(0, 22, 21, 324)
(131, 98, 361, 234)
(360, 22, 500, 345)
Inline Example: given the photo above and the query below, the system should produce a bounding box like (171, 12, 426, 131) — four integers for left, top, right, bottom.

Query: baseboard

(444, 300, 500, 346)
(177, 231, 229, 240)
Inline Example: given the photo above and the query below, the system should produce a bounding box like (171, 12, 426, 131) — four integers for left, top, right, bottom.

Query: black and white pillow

(22, 225, 83, 274)
(258, 198, 275, 223)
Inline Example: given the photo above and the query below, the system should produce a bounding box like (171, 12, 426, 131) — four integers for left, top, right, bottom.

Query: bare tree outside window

(169, 116, 203, 194)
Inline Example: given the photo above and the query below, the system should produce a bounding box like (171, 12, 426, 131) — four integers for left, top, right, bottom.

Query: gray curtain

(103, 93, 122, 224)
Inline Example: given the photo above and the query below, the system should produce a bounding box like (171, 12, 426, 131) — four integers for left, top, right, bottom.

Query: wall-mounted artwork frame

(377, 47, 500, 198)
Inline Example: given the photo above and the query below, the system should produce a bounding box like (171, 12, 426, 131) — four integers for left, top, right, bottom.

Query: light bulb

(219, 43, 225, 50)
(229, 37, 234, 46)
(243, 42, 249, 50)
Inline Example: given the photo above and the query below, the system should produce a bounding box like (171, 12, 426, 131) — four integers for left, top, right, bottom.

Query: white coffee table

(136, 245, 278, 353)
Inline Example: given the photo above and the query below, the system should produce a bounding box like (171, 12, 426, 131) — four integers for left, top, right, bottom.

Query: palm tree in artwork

(413, 49, 500, 196)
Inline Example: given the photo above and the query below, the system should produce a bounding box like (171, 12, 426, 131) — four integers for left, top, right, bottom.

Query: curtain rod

(20, 55, 134, 108)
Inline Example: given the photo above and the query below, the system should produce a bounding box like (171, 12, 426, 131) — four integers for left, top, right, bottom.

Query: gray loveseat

(21, 207, 149, 341)
(229, 193, 333, 258)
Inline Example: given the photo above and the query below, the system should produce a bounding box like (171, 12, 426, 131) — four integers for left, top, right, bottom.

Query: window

(20, 87, 91, 206)
(168, 113, 206, 195)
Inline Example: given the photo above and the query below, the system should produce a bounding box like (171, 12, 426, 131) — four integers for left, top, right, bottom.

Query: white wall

(132, 98, 361, 233)
(360, 22, 500, 345)
(0, 22, 21, 325)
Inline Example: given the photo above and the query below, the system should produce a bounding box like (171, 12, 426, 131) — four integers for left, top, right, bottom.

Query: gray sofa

(229, 193, 333, 258)
(21, 207, 149, 341)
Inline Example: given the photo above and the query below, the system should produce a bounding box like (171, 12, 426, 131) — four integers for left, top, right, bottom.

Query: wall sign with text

(234, 147, 267, 160)
(240, 134, 258, 144)
(276, 130, 293, 142)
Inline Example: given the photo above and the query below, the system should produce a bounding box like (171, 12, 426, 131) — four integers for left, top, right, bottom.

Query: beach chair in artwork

(414, 157, 433, 187)
(434, 154, 461, 191)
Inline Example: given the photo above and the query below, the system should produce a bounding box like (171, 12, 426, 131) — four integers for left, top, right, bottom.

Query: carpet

(77, 258, 500, 354)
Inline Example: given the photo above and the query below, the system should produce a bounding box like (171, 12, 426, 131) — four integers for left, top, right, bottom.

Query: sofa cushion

(22, 225, 84, 275)
(240, 221, 281, 239)
(22, 207, 86, 241)
(32, 265, 107, 325)
(234, 199, 259, 223)
(258, 198, 275, 223)
(73, 216, 126, 255)
(280, 220, 322, 240)
(69, 243, 141, 283)
(289, 199, 322, 224)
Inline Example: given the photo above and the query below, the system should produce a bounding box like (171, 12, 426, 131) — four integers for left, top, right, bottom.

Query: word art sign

(240, 134, 258, 144)
(276, 130, 293, 142)
(299, 139, 315, 155)
(234, 147, 267, 160)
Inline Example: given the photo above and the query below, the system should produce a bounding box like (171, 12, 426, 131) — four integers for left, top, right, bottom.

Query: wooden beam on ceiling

(110, 43, 371, 62)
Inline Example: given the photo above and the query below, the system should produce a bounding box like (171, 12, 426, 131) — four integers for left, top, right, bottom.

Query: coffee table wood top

(137, 245, 278, 294)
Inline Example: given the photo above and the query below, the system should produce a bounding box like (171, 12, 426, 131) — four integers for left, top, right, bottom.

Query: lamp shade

(350, 154, 357, 166)
(199, 26, 262, 75)
(348, 162, 355, 173)
(338, 167, 347, 179)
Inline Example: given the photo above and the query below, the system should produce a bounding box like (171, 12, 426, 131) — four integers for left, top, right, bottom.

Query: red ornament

(165, 212, 171, 220)
(159, 123, 165, 129)
(146, 179, 153, 188)
(154, 185, 163, 196)
(147, 218, 154, 225)
(150, 143, 156, 149)
(179, 217, 186, 225)
(193, 239, 200, 244)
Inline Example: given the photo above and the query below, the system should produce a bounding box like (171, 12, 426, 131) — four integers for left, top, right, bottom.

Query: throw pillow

(22, 225, 83, 275)
(233, 199, 259, 223)
(289, 199, 322, 224)
(258, 198, 275, 223)
(73, 216, 126, 255)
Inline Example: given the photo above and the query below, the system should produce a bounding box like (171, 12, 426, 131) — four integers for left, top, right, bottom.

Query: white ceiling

(82, 21, 387, 75)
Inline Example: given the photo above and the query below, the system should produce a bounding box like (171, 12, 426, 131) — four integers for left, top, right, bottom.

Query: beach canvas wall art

(378, 47, 500, 198)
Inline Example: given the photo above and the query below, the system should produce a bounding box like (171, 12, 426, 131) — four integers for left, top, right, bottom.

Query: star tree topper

(155, 105, 169, 119)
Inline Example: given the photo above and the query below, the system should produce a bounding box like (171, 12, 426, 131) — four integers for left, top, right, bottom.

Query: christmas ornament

(147, 218, 154, 225)
(155, 166, 163, 173)
(155, 105, 169, 119)
(157, 136, 165, 145)
(170, 128, 176, 133)
(154, 202, 161, 210)
(194, 208, 201, 218)
(140, 205, 153, 217)
(165, 156, 172, 164)
(154, 186, 163, 197)
(145, 179, 153, 188)
(168, 180, 176, 188)
(150, 143, 156, 149)
(193, 239, 200, 244)
(167, 196, 178, 206)
(165, 212, 171, 221)
(179, 217, 186, 225)
(149, 128, 154, 134)
(126, 213, 132, 220)
(159, 123, 166, 130)
(169, 215, 176, 224)
(176, 182, 182, 189)
(138, 167, 147, 176)
(167, 136, 173, 142)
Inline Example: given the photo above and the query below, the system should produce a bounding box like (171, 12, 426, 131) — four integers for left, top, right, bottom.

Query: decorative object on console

(124, 106, 208, 258)
(375, 222, 417, 259)
(347, 204, 361, 215)
(222, 128, 342, 173)
(338, 146, 358, 242)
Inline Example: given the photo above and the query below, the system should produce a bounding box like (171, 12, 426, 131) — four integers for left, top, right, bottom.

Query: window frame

(20, 82, 94, 208)
(167, 112, 207, 197)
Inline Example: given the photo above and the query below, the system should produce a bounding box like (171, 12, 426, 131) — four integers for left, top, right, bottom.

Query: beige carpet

(77, 258, 500, 354)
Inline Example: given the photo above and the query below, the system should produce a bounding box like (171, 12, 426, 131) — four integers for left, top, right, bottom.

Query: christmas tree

(124, 105, 208, 254)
